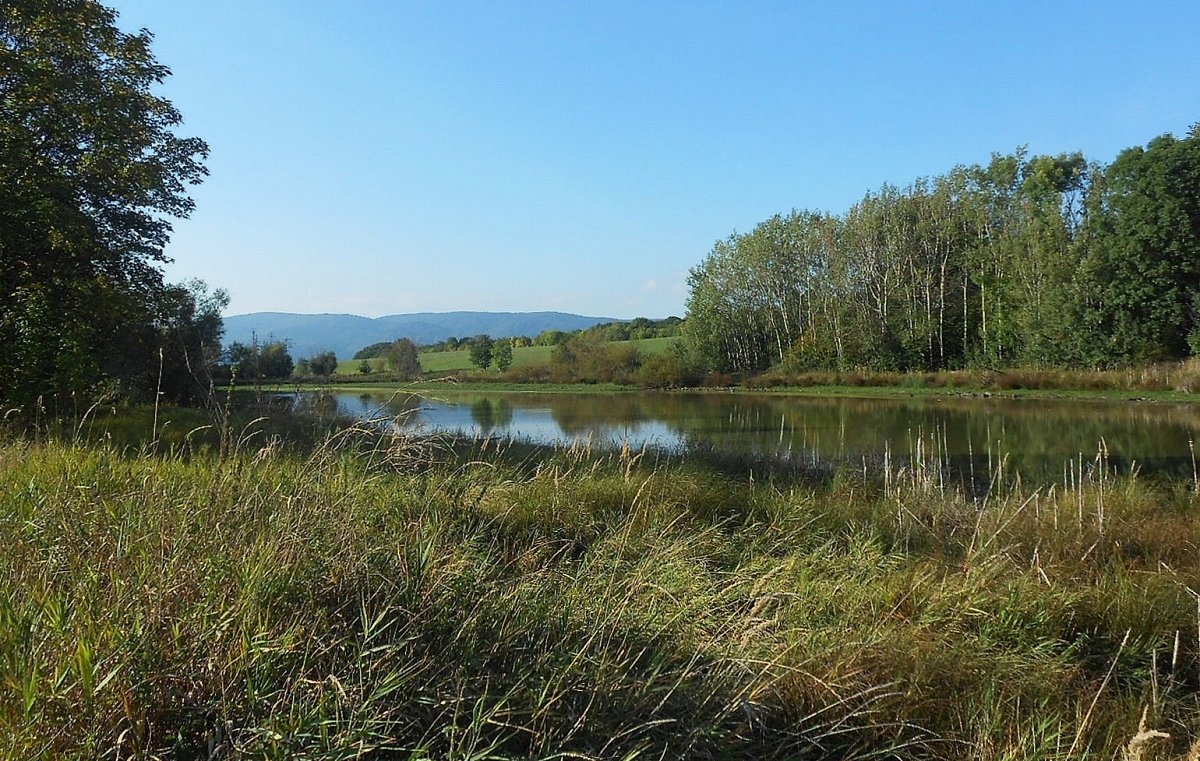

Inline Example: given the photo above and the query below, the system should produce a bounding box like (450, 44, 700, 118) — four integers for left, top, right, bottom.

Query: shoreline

(250, 379, 1200, 403)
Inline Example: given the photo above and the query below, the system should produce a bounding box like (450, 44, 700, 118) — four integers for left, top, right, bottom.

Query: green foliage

(469, 334, 494, 370)
(551, 335, 641, 384)
(352, 341, 392, 360)
(635, 346, 703, 388)
(492, 338, 513, 372)
(534, 329, 569, 346)
(385, 338, 421, 380)
(358, 359, 372, 375)
(580, 317, 684, 343)
(228, 339, 293, 380)
(150, 280, 230, 403)
(308, 351, 338, 376)
(1083, 127, 1200, 363)
(685, 126, 1200, 374)
(0, 0, 210, 410)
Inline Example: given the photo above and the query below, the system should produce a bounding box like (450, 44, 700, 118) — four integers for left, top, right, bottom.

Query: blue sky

(109, 0, 1200, 319)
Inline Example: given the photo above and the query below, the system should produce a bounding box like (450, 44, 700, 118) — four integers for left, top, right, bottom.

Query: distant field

(419, 345, 557, 373)
(334, 337, 680, 375)
(418, 337, 680, 373)
(334, 357, 389, 375)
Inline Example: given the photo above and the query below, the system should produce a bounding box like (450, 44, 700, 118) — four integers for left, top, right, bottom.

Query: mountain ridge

(222, 310, 621, 360)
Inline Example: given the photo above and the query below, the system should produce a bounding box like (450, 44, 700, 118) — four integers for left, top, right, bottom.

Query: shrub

(551, 336, 641, 384)
(636, 351, 702, 389)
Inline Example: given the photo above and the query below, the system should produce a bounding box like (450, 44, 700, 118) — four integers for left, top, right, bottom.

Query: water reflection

(304, 390, 1200, 484)
(469, 398, 513, 433)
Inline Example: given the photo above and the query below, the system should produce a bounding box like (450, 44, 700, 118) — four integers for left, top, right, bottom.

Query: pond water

(291, 390, 1200, 485)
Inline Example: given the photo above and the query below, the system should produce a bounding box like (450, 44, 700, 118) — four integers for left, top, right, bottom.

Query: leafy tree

(600, 323, 631, 341)
(309, 351, 338, 376)
(534, 330, 569, 346)
(358, 359, 372, 375)
(1085, 127, 1200, 362)
(385, 338, 421, 380)
(260, 342, 294, 379)
(77, 277, 230, 403)
(682, 135, 1199, 373)
(1, 0, 209, 408)
(492, 339, 513, 372)
(628, 317, 655, 340)
(469, 335, 494, 370)
(228, 340, 293, 381)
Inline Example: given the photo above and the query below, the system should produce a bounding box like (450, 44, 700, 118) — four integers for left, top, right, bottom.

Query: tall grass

(3, 408, 1200, 758)
(752, 358, 1200, 395)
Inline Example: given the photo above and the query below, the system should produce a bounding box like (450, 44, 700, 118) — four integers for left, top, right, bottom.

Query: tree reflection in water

(314, 390, 1200, 485)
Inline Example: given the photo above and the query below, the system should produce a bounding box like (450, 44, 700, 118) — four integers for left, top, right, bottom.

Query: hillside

(223, 311, 619, 359)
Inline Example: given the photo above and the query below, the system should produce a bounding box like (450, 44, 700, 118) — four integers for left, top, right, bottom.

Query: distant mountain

(222, 311, 620, 360)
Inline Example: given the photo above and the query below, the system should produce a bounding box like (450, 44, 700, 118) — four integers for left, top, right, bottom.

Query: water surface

(303, 390, 1200, 485)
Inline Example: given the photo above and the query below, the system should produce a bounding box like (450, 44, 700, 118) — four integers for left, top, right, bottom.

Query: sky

(107, 0, 1200, 320)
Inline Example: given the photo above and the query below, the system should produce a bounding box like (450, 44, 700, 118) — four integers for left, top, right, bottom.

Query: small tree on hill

(261, 341, 295, 379)
(310, 351, 338, 376)
(470, 335, 494, 369)
(386, 338, 421, 380)
(358, 359, 373, 375)
(493, 339, 513, 372)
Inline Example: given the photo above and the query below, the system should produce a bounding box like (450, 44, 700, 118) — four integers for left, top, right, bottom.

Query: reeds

(3, 408, 1200, 758)
(750, 357, 1200, 396)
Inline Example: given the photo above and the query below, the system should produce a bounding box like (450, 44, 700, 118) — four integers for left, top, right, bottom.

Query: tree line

(686, 128, 1200, 374)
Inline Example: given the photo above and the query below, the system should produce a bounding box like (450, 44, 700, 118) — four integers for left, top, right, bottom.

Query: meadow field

(4, 404, 1200, 758)
(336, 337, 681, 376)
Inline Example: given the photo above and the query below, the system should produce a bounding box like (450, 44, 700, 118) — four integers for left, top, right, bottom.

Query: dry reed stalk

(1121, 707, 1169, 761)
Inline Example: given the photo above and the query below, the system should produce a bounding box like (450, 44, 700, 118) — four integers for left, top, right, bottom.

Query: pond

(290, 389, 1200, 486)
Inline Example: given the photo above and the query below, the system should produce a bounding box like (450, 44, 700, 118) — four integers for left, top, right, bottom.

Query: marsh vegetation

(4, 404, 1200, 758)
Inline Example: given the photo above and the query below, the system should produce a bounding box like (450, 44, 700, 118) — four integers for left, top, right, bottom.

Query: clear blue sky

(108, 0, 1199, 319)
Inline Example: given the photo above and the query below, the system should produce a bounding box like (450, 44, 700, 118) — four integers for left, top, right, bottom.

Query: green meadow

(336, 337, 681, 376)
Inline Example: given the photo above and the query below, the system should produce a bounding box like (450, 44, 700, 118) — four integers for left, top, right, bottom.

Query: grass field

(335, 356, 389, 375)
(418, 338, 681, 374)
(337, 337, 681, 376)
(5, 404, 1200, 757)
(416, 344, 554, 373)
